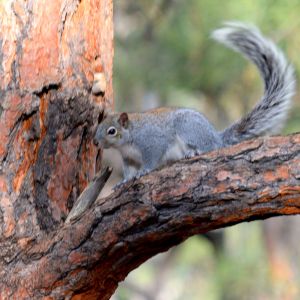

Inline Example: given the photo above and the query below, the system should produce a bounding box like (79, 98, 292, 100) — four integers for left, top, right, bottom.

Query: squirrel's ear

(118, 112, 129, 128)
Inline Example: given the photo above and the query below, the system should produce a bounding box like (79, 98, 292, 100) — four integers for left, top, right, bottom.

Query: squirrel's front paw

(134, 169, 151, 179)
(113, 169, 151, 190)
(184, 150, 201, 159)
(113, 179, 128, 191)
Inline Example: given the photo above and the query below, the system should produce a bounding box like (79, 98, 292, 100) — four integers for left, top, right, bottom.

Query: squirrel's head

(94, 111, 130, 149)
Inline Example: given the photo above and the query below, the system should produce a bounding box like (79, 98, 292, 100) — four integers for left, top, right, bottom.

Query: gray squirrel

(94, 22, 295, 182)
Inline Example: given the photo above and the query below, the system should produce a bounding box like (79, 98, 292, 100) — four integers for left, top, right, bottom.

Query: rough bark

(0, 0, 113, 298)
(1, 132, 299, 299)
(0, 0, 113, 235)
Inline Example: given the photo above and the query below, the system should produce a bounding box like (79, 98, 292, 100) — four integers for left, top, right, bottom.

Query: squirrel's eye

(107, 126, 117, 136)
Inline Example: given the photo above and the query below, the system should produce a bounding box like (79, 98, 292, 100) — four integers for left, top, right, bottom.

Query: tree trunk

(0, 0, 113, 298)
(1, 1, 300, 299)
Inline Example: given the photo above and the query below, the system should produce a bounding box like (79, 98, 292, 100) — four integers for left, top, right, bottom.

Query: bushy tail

(212, 22, 296, 146)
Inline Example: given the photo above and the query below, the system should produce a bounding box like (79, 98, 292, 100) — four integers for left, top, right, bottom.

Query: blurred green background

(111, 1, 300, 299)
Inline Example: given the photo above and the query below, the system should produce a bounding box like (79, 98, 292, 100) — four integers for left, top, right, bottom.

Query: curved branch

(65, 167, 112, 223)
(2, 134, 300, 299)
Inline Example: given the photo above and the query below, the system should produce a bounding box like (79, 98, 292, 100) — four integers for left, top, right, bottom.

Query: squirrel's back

(129, 108, 222, 156)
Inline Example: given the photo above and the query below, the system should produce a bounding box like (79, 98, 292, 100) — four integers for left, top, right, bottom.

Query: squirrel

(94, 22, 296, 182)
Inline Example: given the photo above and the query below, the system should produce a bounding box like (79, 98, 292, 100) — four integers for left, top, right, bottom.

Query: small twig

(65, 167, 112, 223)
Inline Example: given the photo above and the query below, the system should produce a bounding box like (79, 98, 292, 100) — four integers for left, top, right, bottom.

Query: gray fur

(212, 22, 295, 145)
(94, 22, 295, 182)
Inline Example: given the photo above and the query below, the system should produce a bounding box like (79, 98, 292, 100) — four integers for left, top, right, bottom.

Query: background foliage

(111, 1, 300, 299)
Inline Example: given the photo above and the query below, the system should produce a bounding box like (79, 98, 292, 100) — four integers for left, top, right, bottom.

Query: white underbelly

(161, 135, 189, 164)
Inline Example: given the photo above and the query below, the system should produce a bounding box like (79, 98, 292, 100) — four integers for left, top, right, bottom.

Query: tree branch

(65, 167, 112, 223)
(2, 134, 300, 299)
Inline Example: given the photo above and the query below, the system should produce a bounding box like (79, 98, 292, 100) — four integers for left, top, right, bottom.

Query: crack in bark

(1, 109, 38, 164)
(76, 126, 86, 158)
(33, 83, 61, 98)
(59, 0, 81, 40)
(10, 0, 34, 92)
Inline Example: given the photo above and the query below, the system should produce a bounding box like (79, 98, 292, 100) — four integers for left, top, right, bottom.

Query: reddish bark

(0, 0, 113, 234)
(0, 0, 113, 297)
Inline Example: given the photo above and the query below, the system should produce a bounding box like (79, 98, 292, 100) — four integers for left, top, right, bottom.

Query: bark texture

(0, 0, 113, 298)
(0, 0, 113, 235)
(1, 132, 300, 299)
